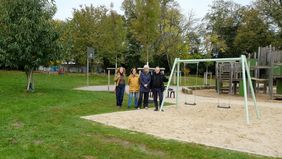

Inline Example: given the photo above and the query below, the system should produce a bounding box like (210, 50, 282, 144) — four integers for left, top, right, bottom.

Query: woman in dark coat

(137, 65, 151, 109)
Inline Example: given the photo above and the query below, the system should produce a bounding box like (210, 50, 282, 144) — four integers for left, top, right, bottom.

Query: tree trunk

(166, 53, 172, 71)
(146, 45, 149, 65)
(26, 69, 34, 92)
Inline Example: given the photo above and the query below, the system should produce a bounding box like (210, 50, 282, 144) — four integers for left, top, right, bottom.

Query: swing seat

(217, 104, 231, 109)
(185, 102, 196, 106)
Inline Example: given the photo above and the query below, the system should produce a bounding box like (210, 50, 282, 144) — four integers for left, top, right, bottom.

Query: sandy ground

(79, 86, 282, 157)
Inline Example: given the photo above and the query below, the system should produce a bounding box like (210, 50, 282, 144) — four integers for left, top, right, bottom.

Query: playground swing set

(103, 48, 282, 124)
(160, 55, 261, 124)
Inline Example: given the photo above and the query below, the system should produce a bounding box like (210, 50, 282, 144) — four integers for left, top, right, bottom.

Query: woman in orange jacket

(127, 68, 140, 108)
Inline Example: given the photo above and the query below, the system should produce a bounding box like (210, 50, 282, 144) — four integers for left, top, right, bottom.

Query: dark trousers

(137, 92, 149, 108)
(152, 88, 163, 110)
(116, 84, 125, 106)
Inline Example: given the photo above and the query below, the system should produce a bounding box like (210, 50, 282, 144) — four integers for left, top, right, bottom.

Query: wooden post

(269, 45, 274, 99)
(87, 57, 89, 86)
(108, 69, 110, 92)
(230, 62, 234, 94)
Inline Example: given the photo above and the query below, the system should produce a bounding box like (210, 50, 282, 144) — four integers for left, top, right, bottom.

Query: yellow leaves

(183, 67, 190, 76)
(205, 33, 227, 53)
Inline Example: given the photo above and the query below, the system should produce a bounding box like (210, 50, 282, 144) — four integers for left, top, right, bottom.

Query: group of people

(114, 65, 168, 111)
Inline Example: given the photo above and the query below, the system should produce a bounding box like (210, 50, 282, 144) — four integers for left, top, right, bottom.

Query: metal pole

(178, 57, 241, 63)
(241, 55, 250, 124)
(160, 58, 177, 111)
(87, 57, 89, 86)
(180, 69, 182, 85)
(146, 46, 149, 66)
(243, 56, 261, 119)
(173, 72, 176, 84)
(176, 59, 180, 107)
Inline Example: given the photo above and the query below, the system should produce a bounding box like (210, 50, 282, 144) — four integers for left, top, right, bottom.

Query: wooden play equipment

(216, 62, 242, 95)
(214, 45, 282, 99)
(249, 46, 282, 99)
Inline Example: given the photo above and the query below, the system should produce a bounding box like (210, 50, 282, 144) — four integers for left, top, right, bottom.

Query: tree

(234, 8, 273, 54)
(0, 0, 60, 91)
(53, 20, 74, 64)
(66, 5, 126, 68)
(122, 0, 144, 69)
(256, 0, 282, 28)
(69, 5, 108, 65)
(255, 0, 282, 48)
(122, 0, 193, 71)
(127, 0, 161, 64)
(204, 0, 243, 57)
(154, 0, 189, 70)
(105, 5, 127, 68)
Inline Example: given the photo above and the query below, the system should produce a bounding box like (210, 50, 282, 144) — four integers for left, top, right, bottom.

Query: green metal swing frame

(160, 55, 260, 124)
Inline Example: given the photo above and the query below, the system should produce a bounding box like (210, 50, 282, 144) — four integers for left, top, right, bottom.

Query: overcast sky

(54, 0, 253, 21)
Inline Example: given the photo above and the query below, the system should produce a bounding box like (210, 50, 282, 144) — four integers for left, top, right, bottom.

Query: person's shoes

(145, 107, 148, 109)
(154, 108, 158, 111)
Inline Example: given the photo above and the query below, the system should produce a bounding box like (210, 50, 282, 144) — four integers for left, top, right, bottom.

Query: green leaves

(255, 0, 282, 48)
(234, 9, 272, 53)
(122, 0, 189, 68)
(256, 0, 282, 28)
(204, 0, 243, 57)
(0, 0, 60, 70)
(204, 0, 279, 56)
(61, 5, 126, 65)
(126, 0, 161, 63)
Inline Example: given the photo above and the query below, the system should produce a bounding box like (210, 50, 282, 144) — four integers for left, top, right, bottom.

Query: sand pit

(82, 89, 282, 158)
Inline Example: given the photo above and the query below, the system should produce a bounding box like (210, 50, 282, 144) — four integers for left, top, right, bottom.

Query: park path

(74, 85, 281, 108)
(74, 85, 128, 93)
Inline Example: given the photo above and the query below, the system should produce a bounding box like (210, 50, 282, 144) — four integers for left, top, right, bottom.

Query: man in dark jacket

(151, 66, 168, 111)
(137, 65, 151, 109)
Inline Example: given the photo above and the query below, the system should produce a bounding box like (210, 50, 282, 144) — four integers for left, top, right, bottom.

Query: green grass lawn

(0, 71, 272, 159)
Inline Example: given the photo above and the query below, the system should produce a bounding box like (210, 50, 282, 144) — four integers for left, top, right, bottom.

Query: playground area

(80, 54, 282, 158)
(82, 89, 282, 158)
